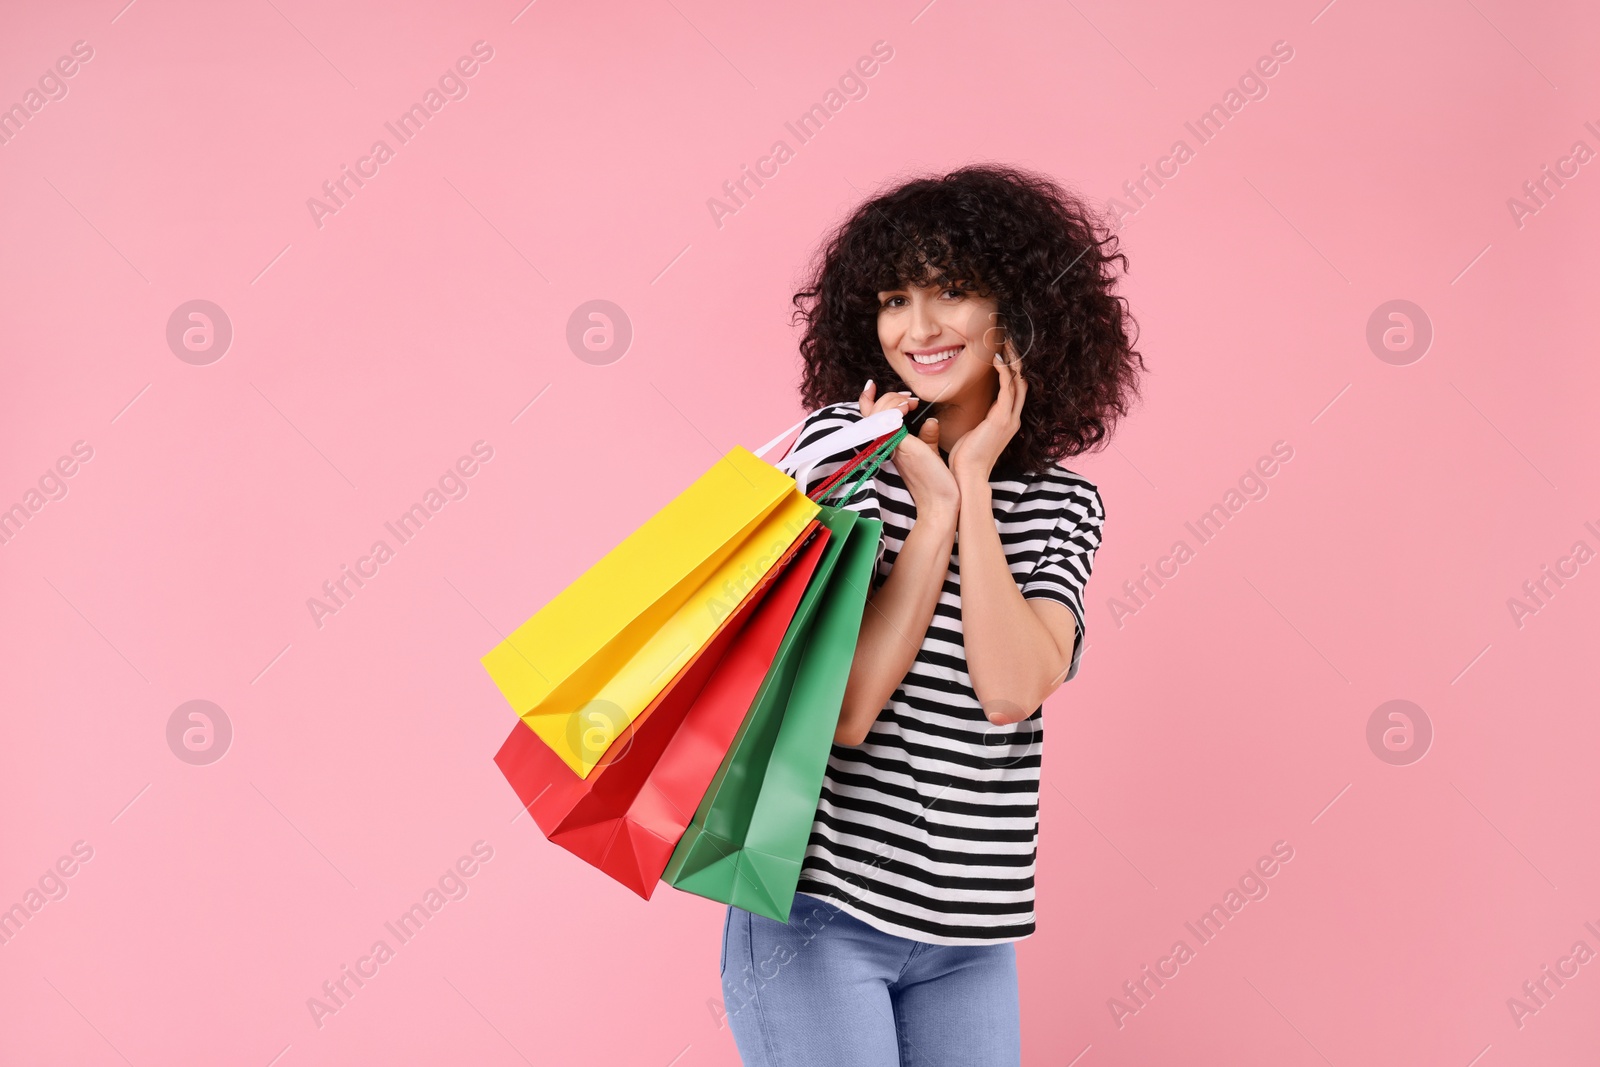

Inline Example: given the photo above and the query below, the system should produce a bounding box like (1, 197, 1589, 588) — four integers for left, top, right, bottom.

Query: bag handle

(817, 397, 941, 503)
(759, 408, 906, 483)
(807, 440, 879, 501)
(756, 399, 939, 498)
(815, 428, 902, 506)
(750, 415, 811, 460)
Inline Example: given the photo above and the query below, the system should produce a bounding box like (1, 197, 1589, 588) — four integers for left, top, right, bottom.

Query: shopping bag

(480, 406, 908, 778)
(482, 451, 818, 777)
(661, 498, 884, 921)
(493, 519, 832, 897)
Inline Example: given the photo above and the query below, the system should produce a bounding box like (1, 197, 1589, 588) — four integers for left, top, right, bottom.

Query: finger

(1006, 353, 1027, 419)
(919, 417, 940, 448)
(859, 378, 876, 416)
(992, 354, 1014, 417)
(999, 333, 1019, 373)
(993, 342, 1022, 411)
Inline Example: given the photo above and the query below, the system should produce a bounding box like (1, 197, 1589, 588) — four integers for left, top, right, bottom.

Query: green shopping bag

(661, 495, 883, 921)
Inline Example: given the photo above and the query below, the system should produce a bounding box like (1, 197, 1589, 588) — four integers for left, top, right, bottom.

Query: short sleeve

(1019, 480, 1104, 683)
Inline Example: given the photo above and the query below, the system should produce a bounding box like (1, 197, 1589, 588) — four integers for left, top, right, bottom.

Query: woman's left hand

(947, 335, 1026, 490)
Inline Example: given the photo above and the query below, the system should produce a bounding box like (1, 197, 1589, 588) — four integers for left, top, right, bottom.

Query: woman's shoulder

(792, 401, 866, 452)
(800, 400, 865, 429)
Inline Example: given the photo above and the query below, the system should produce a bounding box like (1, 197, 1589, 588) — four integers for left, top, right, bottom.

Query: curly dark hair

(790, 163, 1146, 476)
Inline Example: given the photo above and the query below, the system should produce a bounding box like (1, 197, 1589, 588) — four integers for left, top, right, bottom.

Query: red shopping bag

(494, 517, 831, 898)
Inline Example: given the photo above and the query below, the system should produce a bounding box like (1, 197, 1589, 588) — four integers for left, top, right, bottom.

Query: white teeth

(911, 347, 960, 364)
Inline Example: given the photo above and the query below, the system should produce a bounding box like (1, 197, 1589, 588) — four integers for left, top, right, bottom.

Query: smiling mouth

(908, 345, 962, 366)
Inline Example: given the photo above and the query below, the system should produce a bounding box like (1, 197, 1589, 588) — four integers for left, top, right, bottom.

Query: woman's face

(876, 280, 1003, 407)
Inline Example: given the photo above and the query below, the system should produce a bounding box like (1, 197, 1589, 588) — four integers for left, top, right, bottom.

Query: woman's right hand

(858, 380, 961, 520)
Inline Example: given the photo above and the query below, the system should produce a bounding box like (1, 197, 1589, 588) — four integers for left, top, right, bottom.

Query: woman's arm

(834, 501, 957, 746)
(954, 480, 1077, 725)
(945, 350, 1076, 725)
(832, 381, 962, 747)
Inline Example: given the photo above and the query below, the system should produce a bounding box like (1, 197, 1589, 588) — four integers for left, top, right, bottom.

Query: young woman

(720, 164, 1146, 1065)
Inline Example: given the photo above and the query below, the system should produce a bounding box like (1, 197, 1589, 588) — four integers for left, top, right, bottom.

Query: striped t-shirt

(788, 402, 1105, 945)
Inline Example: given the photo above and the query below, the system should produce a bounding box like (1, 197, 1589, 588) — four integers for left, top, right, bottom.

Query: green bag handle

(813, 427, 903, 508)
(810, 399, 937, 507)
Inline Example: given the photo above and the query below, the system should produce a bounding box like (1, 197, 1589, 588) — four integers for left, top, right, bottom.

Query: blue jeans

(719, 893, 1021, 1066)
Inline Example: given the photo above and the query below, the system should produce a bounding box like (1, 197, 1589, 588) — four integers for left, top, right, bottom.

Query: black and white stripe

(787, 402, 1105, 945)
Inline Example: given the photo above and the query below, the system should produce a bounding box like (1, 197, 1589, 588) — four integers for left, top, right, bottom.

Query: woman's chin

(886, 363, 979, 406)
(913, 372, 981, 405)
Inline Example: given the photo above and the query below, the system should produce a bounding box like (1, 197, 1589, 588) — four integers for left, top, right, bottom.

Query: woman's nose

(907, 298, 942, 342)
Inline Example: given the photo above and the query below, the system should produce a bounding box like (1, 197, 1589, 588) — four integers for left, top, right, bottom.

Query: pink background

(2, 0, 1596, 1063)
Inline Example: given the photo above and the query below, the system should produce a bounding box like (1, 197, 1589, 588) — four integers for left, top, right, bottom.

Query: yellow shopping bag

(482, 446, 820, 778)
